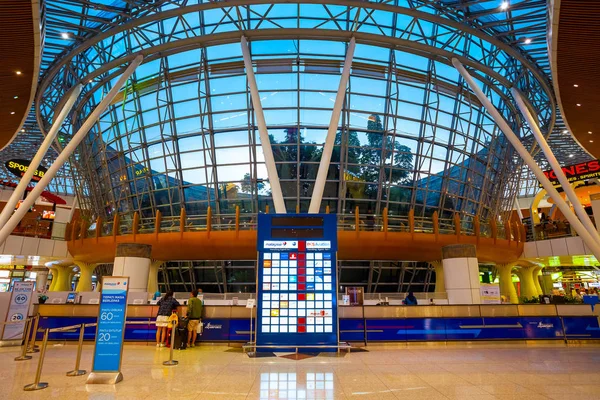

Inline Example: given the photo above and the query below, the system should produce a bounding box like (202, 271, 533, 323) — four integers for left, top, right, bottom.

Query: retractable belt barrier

(20, 319, 167, 391)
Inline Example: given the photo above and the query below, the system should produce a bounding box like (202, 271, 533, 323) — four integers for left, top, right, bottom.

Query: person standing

(403, 291, 418, 306)
(186, 289, 203, 348)
(155, 291, 180, 347)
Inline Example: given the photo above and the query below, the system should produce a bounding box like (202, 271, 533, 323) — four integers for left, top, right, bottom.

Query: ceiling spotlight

(569, 154, 574, 158)
(524, 38, 532, 44)
(15, 71, 21, 75)
(563, 129, 569, 134)
(577, 103, 582, 106)
(590, 140, 594, 143)
(10, 112, 15, 115)
(574, 84, 579, 87)
(20, 129, 25, 132)
(500, 1, 509, 10)
(61, 32, 70, 39)
(13, 96, 18, 99)
(589, 131, 593, 134)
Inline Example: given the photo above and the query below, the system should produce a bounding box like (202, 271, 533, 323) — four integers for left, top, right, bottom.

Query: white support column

(0, 84, 82, 229)
(514, 196, 524, 220)
(511, 88, 600, 245)
(0, 55, 143, 246)
(240, 36, 286, 214)
(452, 58, 600, 261)
(309, 37, 356, 214)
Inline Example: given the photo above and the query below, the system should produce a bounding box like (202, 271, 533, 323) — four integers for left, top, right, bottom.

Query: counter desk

(36, 304, 600, 343)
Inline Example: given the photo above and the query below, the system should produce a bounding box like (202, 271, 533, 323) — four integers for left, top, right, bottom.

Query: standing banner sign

(87, 276, 129, 385)
(2, 281, 34, 340)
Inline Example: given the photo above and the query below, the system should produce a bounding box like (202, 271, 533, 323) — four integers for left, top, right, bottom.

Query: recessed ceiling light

(577, 104, 582, 106)
(61, 32, 70, 39)
(88, 79, 93, 83)
(15, 71, 21, 75)
(500, 1, 509, 10)
(10, 112, 15, 115)
(20, 129, 25, 132)
(569, 154, 574, 158)
(589, 131, 593, 134)
(563, 130, 569, 133)
(13, 96, 18, 99)
(574, 84, 579, 87)
(590, 140, 594, 143)
(524, 38, 532, 44)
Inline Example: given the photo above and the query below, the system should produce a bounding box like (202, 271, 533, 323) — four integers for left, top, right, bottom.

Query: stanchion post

(66, 323, 86, 376)
(162, 322, 178, 366)
(27, 314, 40, 353)
(23, 328, 49, 391)
(15, 318, 33, 361)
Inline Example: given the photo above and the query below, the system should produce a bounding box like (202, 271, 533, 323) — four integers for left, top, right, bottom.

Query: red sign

(541, 160, 600, 187)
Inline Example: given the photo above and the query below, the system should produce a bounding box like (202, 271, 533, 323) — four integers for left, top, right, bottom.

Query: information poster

(480, 284, 501, 304)
(91, 277, 129, 372)
(256, 214, 338, 348)
(2, 281, 34, 340)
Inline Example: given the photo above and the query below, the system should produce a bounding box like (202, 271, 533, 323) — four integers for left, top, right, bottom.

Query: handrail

(68, 210, 524, 243)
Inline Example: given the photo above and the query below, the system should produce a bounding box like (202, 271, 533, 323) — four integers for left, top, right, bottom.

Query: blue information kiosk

(256, 214, 338, 351)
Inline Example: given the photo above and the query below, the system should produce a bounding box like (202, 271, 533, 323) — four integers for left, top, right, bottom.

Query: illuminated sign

(5, 159, 47, 182)
(256, 214, 338, 350)
(541, 160, 600, 187)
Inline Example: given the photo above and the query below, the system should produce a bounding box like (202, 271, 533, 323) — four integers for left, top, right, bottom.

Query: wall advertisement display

(1, 281, 34, 340)
(256, 214, 338, 349)
(91, 277, 129, 374)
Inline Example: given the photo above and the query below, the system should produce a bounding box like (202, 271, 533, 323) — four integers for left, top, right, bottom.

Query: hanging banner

(2, 281, 34, 340)
(87, 276, 129, 384)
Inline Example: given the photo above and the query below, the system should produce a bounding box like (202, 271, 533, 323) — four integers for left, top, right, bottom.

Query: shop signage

(88, 276, 128, 384)
(5, 159, 47, 182)
(2, 281, 34, 340)
(541, 160, 600, 187)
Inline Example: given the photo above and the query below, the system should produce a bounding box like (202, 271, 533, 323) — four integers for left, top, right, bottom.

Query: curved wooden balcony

(66, 207, 525, 264)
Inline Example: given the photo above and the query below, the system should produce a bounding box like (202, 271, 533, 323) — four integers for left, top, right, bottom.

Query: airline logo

(264, 241, 298, 249)
(306, 241, 331, 249)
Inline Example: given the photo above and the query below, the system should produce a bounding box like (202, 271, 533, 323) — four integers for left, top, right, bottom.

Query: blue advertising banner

(256, 214, 338, 349)
(91, 277, 129, 373)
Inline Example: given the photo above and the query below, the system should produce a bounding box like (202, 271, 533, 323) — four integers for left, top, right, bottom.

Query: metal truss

(159, 259, 434, 294)
(29, 0, 558, 225)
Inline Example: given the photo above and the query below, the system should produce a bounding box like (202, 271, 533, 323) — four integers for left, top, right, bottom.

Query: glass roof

(2, 0, 592, 201)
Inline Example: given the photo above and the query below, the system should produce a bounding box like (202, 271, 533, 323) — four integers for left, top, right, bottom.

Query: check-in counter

(36, 304, 254, 342)
(36, 303, 600, 344)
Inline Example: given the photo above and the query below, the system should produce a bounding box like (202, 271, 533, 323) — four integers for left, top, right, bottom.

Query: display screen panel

(256, 214, 337, 348)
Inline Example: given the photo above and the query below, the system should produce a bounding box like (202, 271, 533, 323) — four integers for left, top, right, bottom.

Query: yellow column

(516, 266, 538, 299)
(74, 261, 96, 292)
(430, 261, 445, 294)
(51, 265, 74, 292)
(48, 267, 58, 291)
(542, 273, 555, 294)
(148, 260, 164, 294)
(532, 266, 543, 296)
(496, 263, 518, 304)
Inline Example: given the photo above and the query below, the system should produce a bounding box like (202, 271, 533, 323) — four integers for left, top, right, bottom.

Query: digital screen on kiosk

(256, 214, 338, 347)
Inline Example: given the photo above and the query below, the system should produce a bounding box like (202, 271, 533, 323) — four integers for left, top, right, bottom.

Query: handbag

(196, 320, 203, 334)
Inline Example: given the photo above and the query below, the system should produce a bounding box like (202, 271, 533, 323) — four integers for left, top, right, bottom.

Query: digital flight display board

(256, 214, 338, 349)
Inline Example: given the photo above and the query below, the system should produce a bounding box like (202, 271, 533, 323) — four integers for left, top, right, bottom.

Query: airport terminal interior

(1, 0, 600, 398)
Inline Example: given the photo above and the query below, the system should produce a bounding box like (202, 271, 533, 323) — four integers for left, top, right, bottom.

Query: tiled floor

(1, 343, 600, 399)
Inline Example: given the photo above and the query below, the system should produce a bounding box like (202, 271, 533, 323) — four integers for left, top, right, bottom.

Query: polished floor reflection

(1, 343, 600, 399)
